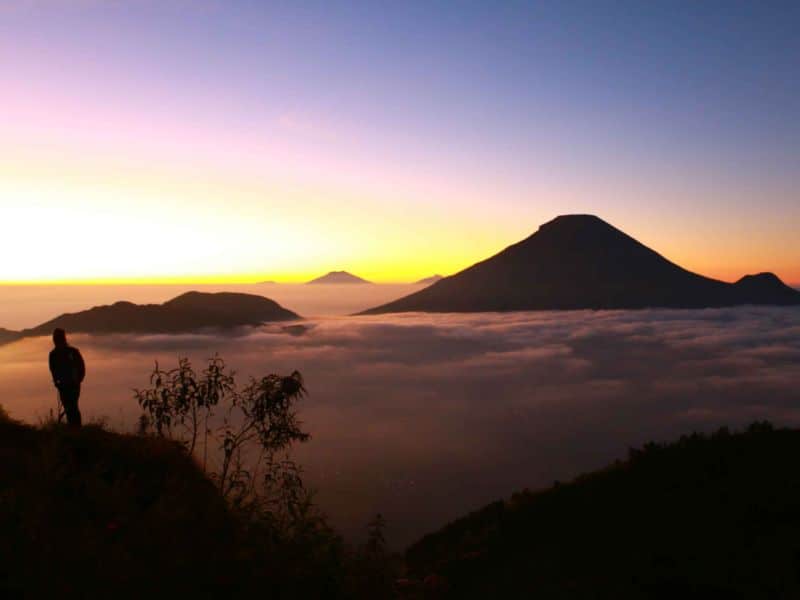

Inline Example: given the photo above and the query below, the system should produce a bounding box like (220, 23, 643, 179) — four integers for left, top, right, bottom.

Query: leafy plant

(134, 356, 309, 511)
(134, 357, 398, 597)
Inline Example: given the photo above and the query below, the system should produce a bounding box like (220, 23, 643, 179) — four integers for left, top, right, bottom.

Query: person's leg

(73, 385, 82, 427)
(61, 386, 82, 428)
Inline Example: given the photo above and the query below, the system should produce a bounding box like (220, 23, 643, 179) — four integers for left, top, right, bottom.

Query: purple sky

(1, 1, 798, 283)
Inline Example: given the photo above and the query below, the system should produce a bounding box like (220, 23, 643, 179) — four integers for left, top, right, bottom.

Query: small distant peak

(307, 271, 371, 284)
(734, 272, 789, 290)
(736, 272, 782, 285)
(416, 274, 444, 285)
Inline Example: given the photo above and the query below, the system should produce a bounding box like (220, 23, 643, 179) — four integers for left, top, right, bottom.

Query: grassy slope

(406, 423, 800, 599)
(0, 416, 353, 599)
(0, 418, 243, 597)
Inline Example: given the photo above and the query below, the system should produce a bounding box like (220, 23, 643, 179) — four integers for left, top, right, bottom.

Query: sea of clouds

(1, 306, 799, 546)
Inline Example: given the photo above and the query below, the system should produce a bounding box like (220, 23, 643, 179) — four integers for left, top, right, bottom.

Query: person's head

(52, 328, 67, 348)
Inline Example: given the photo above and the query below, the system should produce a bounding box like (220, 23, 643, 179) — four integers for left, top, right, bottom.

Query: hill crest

(1, 292, 300, 344)
(406, 422, 800, 597)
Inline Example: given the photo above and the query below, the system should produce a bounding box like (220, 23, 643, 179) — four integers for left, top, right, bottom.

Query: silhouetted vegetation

(132, 356, 399, 597)
(406, 422, 800, 598)
(134, 356, 310, 513)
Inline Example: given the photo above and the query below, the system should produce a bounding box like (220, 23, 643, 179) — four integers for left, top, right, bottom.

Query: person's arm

(76, 349, 86, 383)
(49, 351, 59, 387)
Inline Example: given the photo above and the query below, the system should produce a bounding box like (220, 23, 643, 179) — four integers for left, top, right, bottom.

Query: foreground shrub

(133, 356, 397, 597)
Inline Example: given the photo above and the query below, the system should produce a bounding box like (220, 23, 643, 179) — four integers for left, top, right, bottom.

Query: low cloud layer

(2, 307, 799, 546)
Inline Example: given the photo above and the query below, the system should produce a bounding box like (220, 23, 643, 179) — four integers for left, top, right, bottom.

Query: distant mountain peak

(736, 272, 782, 285)
(732, 272, 799, 304)
(1, 292, 300, 344)
(416, 275, 444, 285)
(535, 214, 626, 240)
(307, 271, 371, 284)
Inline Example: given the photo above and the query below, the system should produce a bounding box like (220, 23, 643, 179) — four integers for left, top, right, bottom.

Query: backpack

(64, 347, 85, 386)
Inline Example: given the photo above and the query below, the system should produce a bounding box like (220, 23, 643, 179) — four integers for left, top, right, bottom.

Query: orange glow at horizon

(2, 104, 798, 287)
(0, 145, 508, 286)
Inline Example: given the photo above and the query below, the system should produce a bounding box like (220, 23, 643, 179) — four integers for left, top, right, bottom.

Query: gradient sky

(1, 1, 798, 284)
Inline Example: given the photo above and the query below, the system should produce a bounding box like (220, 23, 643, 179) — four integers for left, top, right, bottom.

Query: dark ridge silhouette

(0, 329, 20, 345)
(3, 292, 299, 343)
(361, 215, 800, 314)
(415, 274, 444, 285)
(405, 423, 800, 598)
(307, 270, 371, 284)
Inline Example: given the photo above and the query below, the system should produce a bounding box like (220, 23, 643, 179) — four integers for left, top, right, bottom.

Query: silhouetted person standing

(49, 328, 85, 427)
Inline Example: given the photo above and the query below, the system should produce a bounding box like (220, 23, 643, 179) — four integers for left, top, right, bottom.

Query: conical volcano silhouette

(307, 271, 370, 284)
(361, 215, 800, 314)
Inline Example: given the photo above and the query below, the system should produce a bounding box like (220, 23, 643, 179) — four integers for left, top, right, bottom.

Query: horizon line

(0, 275, 436, 286)
(1, 275, 798, 288)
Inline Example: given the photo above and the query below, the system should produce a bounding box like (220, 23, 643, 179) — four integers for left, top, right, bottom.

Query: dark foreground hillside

(0, 417, 234, 597)
(406, 423, 800, 599)
(0, 413, 385, 599)
(6, 410, 800, 599)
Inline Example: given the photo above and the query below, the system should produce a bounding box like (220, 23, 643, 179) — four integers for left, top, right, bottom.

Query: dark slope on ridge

(0, 329, 21, 345)
(406, 423, 800, 599)
(0, 418, 237, 597)
(13, 291, 299, 339)
(362, 215, 800, 313)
